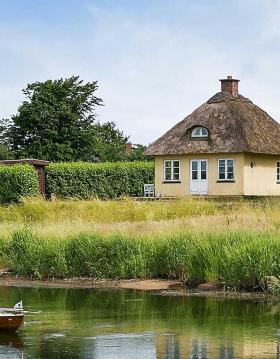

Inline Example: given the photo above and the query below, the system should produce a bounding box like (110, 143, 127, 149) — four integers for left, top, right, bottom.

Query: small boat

(0, 301, 24, 332)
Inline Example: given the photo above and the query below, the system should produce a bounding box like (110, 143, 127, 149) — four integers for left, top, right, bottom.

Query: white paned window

(218, 159, 235, 181)
(277, 161, 280, 182)
(191, 127, 208, 138)
(164, 160, 180, 181)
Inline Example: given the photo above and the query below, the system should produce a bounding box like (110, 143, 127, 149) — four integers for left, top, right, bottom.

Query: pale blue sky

(0, 0, 279, 144)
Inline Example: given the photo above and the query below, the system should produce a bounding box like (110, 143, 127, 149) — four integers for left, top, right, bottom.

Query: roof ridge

(207, 92, 252, 104)
(145, 92, 280, 156)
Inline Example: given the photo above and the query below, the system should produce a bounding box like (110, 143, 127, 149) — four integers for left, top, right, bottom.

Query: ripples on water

(0, 286, 280, 358)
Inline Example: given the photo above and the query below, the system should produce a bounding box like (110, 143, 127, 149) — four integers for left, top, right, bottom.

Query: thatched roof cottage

(145, 76, 280, 196)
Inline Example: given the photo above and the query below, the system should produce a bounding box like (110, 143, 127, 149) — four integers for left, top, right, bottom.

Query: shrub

(46, 161, 154, 199)
(0, 165, 39, 203)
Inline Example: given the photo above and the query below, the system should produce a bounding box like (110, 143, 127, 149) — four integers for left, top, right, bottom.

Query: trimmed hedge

(46, 161, 154, 198)
(0, 165, 39, 203)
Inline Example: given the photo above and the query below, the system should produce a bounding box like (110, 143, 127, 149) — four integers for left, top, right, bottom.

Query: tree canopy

(2, 76, 130, 162)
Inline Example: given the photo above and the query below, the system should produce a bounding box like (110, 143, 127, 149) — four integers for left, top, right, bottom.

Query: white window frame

(277, 161, 280, 183)
(217, 159, 235, 181)
(163, 160, 180, 182)
(191, 127, 209, 138)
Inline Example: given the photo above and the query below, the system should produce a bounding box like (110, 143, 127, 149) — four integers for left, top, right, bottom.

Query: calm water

(1, 286, 280, 358)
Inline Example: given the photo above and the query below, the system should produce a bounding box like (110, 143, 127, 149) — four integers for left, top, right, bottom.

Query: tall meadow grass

(0, 197, 278, 239)
(0, 197, 280, 290)
(0, 197, 218, 224)
(4, 229, 280, 290)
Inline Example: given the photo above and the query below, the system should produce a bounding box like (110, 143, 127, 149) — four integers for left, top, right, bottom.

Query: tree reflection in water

(0, 286, 278, 358)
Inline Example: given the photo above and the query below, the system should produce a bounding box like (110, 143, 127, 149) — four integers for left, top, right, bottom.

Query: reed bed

(0, 197, 280, 289)
(3, 229, 280, 290)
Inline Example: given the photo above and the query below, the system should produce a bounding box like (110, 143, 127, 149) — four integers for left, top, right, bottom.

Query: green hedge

(46, 161, 154, 199)
(0, 165, 39, 203)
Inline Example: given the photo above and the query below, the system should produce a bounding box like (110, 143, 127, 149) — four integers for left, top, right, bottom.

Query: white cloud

(0, 1, 280, 145)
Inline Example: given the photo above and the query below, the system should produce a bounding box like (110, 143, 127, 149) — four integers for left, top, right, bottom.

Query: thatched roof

(145, 91, 280, 156)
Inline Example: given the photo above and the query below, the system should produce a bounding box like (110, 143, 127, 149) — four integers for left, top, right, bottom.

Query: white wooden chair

(144, 184, 155, 197)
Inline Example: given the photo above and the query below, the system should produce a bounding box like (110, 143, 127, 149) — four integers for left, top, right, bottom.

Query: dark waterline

(0, 286, 280, 358)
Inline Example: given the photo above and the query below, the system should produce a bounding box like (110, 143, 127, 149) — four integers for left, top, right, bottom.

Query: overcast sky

(0, 0, 279, 145)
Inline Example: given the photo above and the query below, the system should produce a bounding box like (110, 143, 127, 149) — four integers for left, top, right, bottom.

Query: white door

(190, 160, 208, 195)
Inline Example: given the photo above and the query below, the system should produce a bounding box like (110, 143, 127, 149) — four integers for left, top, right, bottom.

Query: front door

(190, 160, 208, 195)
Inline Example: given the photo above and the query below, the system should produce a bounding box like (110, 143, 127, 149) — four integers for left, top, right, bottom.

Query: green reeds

(6, 229, 280, 291)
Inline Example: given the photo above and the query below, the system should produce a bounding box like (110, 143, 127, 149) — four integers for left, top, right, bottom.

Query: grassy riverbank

(3, 229, 280, 289)
(0, 196, 278, 238)
(1, 197, 280, 290)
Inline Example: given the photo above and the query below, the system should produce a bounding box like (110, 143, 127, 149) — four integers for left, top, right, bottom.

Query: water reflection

(219, 346, 234, 359)
(0, 286, 279, 358)
(165, 336, 180, 359)
(37, 331, 280, 358)
(0, 332, 23, 358)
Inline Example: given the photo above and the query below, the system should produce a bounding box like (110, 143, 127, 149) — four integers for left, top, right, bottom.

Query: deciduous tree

(5, 76, 103, 161)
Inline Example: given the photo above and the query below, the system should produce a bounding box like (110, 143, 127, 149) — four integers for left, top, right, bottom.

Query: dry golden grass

(0, 197, 279, 239)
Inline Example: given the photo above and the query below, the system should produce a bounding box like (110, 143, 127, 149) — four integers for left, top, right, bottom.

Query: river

(0, 285, 279, 358)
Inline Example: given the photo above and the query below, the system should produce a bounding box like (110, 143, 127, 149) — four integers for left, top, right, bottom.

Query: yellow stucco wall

(243, 154, 280, 195)
(154, 153, 244, 196)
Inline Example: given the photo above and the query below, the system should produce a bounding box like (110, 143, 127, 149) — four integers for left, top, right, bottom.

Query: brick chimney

(220, 75, 239, 96)
(125, 143, 133, 154)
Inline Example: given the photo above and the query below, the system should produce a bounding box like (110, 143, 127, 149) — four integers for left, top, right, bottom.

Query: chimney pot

(220, 75, 239, 96)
